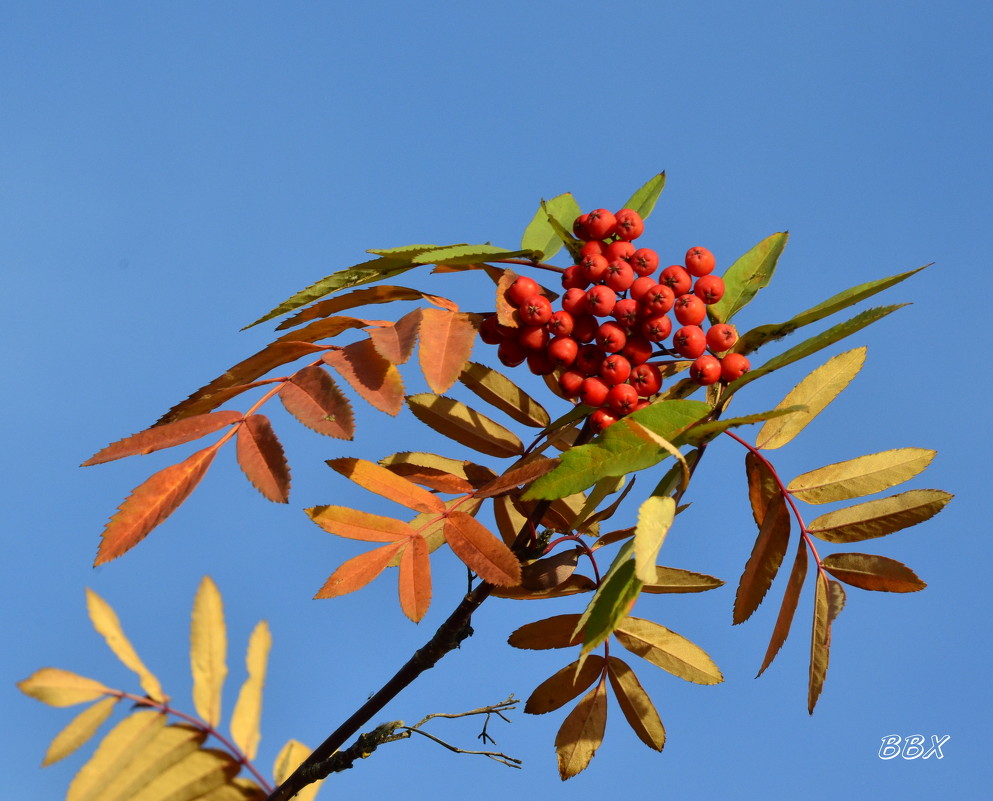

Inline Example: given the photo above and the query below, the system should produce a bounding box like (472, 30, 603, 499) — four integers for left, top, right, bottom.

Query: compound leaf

(788, 448, 936, 504)
(190, 576, 227, 728)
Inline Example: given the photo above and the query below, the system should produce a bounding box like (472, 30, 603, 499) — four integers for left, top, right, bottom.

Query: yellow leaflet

(230, 621, 273, 761)
(190, 576, 227, 728)
(87, 588, 166, 703)
(555, 679, 607, 780)
(807, 489, 952, 543)
(613, 616, 723, 685)
(524, 656, 604, 715)
(756, 347, 866, 450)
(274, 740, 324, 801)
(788, 448, 936, 504)
(128, 747, 238, 801)
(43, 696, 118, 766)
(17, 667, 110, 707)
(808, 573, 831, 714)
(605, 656, 665, 751)
(634, 496, 675, 583)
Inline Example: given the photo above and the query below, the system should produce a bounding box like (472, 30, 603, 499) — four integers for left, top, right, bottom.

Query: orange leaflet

(305, 505, 414, 541)
(275, 286, 457, 331)
(369, 309, 422, 365)
(473, 457, 560, 499)
(417, 308, 479, 394)
(327, 458, 446, 515)
(323, 338, 405, 416)
(82, 411, 243, 466)
(733, 497, 790, 625)
(94, 444, 220, 565)
(235, 415, 290, 503)
(398, 536, 432, 622)
(605, 656, 665, 751)
(443, 511, 522, 587)
(279, 365, 355, 439)
(314, 542, 405, 599)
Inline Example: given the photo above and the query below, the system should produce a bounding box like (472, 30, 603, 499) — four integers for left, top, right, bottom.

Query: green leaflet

(572, 542, 642, 668)
(708, 232, 789, 325)
(621, 173, 666, 220)
(411, 244, 540, 266)
(520, 193, 583, 260)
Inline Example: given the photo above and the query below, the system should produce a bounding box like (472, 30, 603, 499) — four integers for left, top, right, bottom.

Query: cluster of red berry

(480, 208, 750, 432)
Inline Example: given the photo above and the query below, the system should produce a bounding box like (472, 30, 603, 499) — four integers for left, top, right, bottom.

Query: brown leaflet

(305, 505, 413, 541)
(235, 415, 290, 503)
(493, 575, 596, 600)
(745, 451, 781, 528)
(443, 511, 522, 587)
(555, 678, 608, 780)
(459, 361, 551, 428)
(83, 411, 243, 466)
(493, 493, 529, 546)
(327, 457, 446, 515)
(521, 548, 581, 591)
(507, 614, 585, 650)
(494, 268, 521, 327)
(473, 457, 561, 499)
(274, 315, 386, 345)
(279, 365, 355, 439)
(157, 341, 329, 425)
(94, 444, 220, 565)
(369, 309, 422, 365)
(314, 542, 405, 599)
(591, 527, 635, 551)
(821, 552, 926, 592)
(605, 656, 666, 752)
(808, 572, 831, 713)
(418, 308, 480, 394)
(382, 463, 475, 494)
(757, 538, 808, 677)
(380, 451, 498, 491)
(525, 655, 604, 715)
(323, 338, 405, 416)
(405, 394, 524, 458)
(641, 566, 725, 594)
(398, 536, 432, 622)
(733, 498, 791, 625)
(276, 286, 458, 331)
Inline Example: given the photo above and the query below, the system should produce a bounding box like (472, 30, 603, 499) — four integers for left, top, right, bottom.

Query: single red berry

(685, 246, 716, 277)
(506, 276, 540, 306)
(604, 260, 636, 292)
(673, 325, 707, 359)
(720, 352, 751, 382)
(612, 298, 640, 328)
(571, 314, 599, 343)
(579, 252, 609, 283)
(585, 285, 617, 317)
(547, 335, 579, 367)
(604, 240, 636, 263)
(621, 336, 653, 365)
(596, 321, 628, 353)
(659, 265, 692, 297)
(575, 344, 605, 376)
(640, 314, 672, 342)
(690, 354, 722, 385)
(642, 283, 675, 315)
(559, 369, 585, 398)
(579, 376, 610, 407)
(674, 294, 707, 326)
(547, 310, 575, 337)
(630, 248, 659, 276)
(630, 275, 659, 302)
(706, 323, 737, 352)
(561, 264, 589, 290)
(518, 324, 549, 351)
(584, 209, 618, 241)
(693, 274, 725, 305)
(479, 314, 504, 345)
(561, 287, 589, 315)
(518, 294, 553, 326)
(497, 338, 528, 367)
(579, 240, 607, 258)
(590, 407, 618, 432)
(607, 382, 640, 415)
(527, 350, 556, 376)
(572, 213, 590, 239)
(629, 363, 663, 397)
(599, 353, 632, 385)
(614, 208, 644, 241)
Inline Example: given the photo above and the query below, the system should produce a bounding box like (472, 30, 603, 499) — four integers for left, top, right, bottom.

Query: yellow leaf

(555, 679, 607, 780)
(274, 740, 324, 801)
(756, 347, 866, 449)
(807, 489, 952, 543)
(190, 576, 227, 728)
(129, 747, 239, 801)
(87, 588, 166, 703)
(405, 393, 524, 458)
(229, 621, 272, 762)
(93, 723, 209, 801)
(788, 448, 936, 504)
(43, 696, 118, 765)
(197, 779, 267, 800)
(633, 496, 675, 583)
(613, 616, 723, 685)
(17, 667, 111, 707)
(606, 656, 665, 751)
(525, 656, 604, 715)
(821, 552, 926, 592)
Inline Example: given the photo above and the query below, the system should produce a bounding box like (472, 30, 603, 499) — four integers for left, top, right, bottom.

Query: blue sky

(3, 2, 991, 799)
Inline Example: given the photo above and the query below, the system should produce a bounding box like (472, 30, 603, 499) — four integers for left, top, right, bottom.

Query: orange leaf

(306, 505, 413, 541)
(494, 269, 521, 327)
(94, 444, 219, 565)
(507, 614, 585, 650)
(525, 656, 604, 715)
(236, 415, 290, 503)
(418, 308, 479, 394)
(369, 309, 422, 364)
(279, 365, 355, 439)
(474, 457, 561, 499)
(733, 496, 791, 624)
(83, 411, 243, 466)
(276, 285, 457, 331)
(756, 538, 808, 677)
(323, 339, 405, 415)
(555, 678, 608, 780)
(314, 542, 404, 599)
(398, 536, 432, 622)
(444, 511, 521, 587)
(327, 457, 446, 514)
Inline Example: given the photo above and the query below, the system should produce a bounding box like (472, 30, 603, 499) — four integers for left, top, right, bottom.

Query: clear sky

(3, 2, 991, 799)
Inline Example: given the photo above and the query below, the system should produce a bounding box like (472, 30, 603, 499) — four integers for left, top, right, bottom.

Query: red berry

(561, 287, 589, 315)
(518, 324, 549, 351)
(599, 353, 632, 385)
(720, 352, 751, 382)
(571, 314, 599, 343)
(547, 336, 579, 367)
(497, 338, 528, 367)
(561, 264, 589, 290)
(659, 265, 692, 297)
(584, 209, 618, 241)
(612, 298, 640, 328)
(590, 407, 618, 432)
(621, 336, 653, 365)
(706, 323, 737, 352)
(630, 248, 659, 276)
(547, 310, 575, 337)
(614, 209, 644, 240)
(579, 253, 609, 283)
(604, 240, 636, 263)
(685, 246, 716, 277)
(693, 274, 725, 305)
(607, 382, 640, 415)
(641, 284, 675, 315)
(572, 213, 590, 239)
(518, 294, 553, 326)
(580, 376, 610, 407)
(585, 285, 617, 317)
(640, 314, 672, 342)
(506, 276, 540, 306)
(690, 354, 722, 385)
(629, 363, 663, 397)
(575, 344, 605, 376)
(673, 294, 707, 326)
(479, 315, 504, 345)
(579, 240, 607, 258)
(527, 351, 556, 375)
(559, 369, 585, 398)
(630, 275, 658, 302)
(604, 260, 636, 292)
(673, 325, 707, 358)
(596, 321, 628, 353)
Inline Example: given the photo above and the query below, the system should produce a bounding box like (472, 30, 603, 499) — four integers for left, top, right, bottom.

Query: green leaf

(366, 244, 449, 258)
(680, 406, 807, 445)
(523, 400, 710, 500)
(807, 489, 952, 543)
(520, 193, 582, 260)
(411, 244, 540, 266)
(788, 448, 937, 504)
(572, 547, 643, 669)
(708, 232, 789, 324)
(621, 172, 666, 220)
